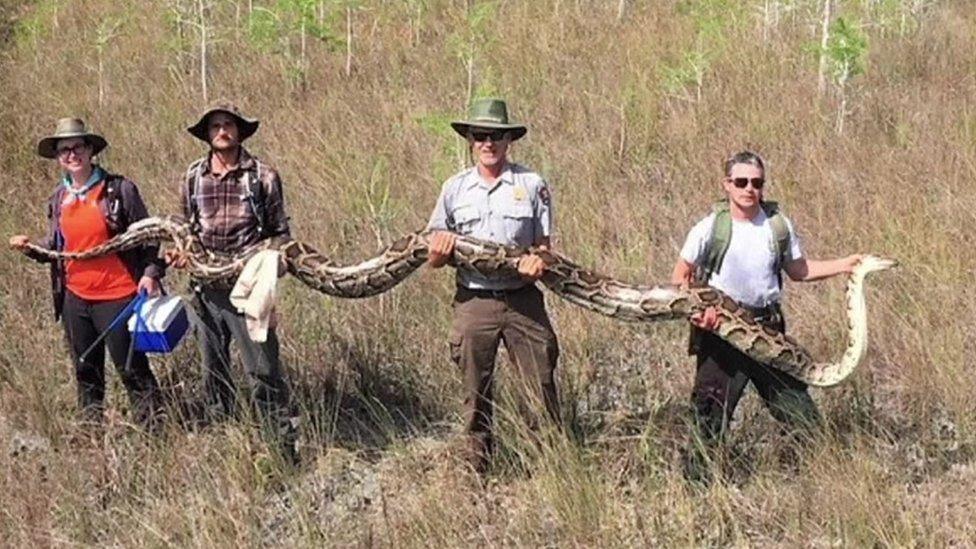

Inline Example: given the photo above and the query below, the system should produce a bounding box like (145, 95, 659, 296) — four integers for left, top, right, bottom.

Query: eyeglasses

(56, 143, 89, 158)
(730, 177, 765, 190)
(469, 130, 508, 143)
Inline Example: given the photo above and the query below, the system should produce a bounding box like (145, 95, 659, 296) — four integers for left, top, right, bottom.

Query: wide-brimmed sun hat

(186, 101, 260, 143)
(36, 118, 108, 159)
(450, 98, 527, 141)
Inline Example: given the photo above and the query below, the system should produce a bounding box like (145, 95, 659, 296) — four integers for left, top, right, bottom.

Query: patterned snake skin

(22, 216, 895, 387)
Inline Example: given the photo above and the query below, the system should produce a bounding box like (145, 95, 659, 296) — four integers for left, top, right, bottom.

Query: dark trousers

(61, 290, 160, 424)
(686, 313, 820, 480)
(449, 285, 560, 474)
(193, 286, 296, 453)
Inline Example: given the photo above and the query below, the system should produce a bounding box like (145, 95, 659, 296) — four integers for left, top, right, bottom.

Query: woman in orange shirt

(10, 118, 165, 428)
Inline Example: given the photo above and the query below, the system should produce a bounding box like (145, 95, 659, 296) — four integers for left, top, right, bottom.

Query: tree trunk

(301, 19, 307, 67)
(617, 101, 626, 159)
(835, 63, 850, 135)
(836, 92, 847, 135)
(817, 0, 831, 97)
(345, 5, 353, 77)
(198, 0, 208, 103)
(98, 51, 105, 108)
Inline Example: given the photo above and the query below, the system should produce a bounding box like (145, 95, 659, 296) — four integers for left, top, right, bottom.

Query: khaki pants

(449, 285, 560, 473)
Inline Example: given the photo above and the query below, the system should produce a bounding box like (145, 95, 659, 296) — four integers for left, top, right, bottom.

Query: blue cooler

(127, 295, 189, 353)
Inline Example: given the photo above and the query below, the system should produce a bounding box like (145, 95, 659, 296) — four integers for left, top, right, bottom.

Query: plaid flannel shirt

(180, 147, 290, 255)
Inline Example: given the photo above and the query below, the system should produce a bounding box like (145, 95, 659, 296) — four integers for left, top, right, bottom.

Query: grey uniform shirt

(427, 163, 553, 290)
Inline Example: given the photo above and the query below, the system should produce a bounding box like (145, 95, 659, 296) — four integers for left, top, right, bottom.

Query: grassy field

(1, 0, 974, 545)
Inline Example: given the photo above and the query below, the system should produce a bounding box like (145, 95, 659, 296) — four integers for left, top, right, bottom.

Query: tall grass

(1, 0, 974, 545)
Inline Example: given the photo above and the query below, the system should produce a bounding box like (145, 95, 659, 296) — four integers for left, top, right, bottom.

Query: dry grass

(1, 0, 974, 546)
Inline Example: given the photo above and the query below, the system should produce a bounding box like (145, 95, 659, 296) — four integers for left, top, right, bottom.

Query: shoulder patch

(538, 184, 551, 205)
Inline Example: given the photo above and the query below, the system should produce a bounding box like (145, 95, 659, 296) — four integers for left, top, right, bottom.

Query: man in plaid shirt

(171, 102, 298, 464)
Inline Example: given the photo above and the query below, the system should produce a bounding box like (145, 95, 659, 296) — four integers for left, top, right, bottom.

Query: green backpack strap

(763, 201, 792, 277)
(699, 200, 731, 283)
(699, 200, 792, 286)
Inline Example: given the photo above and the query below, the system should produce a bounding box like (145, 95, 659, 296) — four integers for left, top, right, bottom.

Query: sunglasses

(56, 143, 90, 158)
(730, 177, 765, 190)
(469, 130, 508, 143)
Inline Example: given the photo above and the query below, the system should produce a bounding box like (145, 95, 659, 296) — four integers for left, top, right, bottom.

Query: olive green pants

(449, 285, 560, 474)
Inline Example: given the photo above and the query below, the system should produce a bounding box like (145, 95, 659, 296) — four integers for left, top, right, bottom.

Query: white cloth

(229, 250, 282, 342)
(680, 209, 803, 308)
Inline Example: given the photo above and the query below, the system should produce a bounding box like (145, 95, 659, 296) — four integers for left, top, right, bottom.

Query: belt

(741, 302, 782, 323)
(457, 284, 532, 300)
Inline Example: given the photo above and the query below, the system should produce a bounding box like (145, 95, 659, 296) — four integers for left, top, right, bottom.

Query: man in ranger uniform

(426, 98, 560, 475)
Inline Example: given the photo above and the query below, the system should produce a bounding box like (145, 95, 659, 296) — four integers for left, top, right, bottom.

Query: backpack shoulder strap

(185, 158, 206, 229)
(243, 159, 267, 237)
(47, 184, 64, 219)
(699, 200, 731, 282)
(49, 185, 67, 250)
(102, 174, 126, 233)
(760, 200, 792, 288)
(762, 200, 791, 268)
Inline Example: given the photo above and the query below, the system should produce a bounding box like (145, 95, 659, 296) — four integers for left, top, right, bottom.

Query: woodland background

(0, 0, 974, 545)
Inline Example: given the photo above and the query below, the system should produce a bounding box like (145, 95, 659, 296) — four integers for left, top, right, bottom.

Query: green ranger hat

(187, 101, 260, 143)
(450, 98, 527, 141)
(36, 118, 108, 159)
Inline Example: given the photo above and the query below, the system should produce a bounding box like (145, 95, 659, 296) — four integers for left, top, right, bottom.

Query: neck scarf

(61, 166, 105, 204)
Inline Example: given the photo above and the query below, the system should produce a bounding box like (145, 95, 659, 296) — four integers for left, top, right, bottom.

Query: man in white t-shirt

(671, 151, 861, 482)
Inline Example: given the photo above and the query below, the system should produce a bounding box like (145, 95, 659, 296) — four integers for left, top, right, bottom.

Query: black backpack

(103, 175, 127, 234)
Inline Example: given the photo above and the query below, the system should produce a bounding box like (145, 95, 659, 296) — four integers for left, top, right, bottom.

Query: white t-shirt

(680, 209, 803, 308)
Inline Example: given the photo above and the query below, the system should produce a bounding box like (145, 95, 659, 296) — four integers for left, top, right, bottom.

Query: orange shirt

(60, 182, 138, 301)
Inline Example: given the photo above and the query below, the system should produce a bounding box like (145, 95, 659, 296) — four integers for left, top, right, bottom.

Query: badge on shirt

(513, 186, 527, 202)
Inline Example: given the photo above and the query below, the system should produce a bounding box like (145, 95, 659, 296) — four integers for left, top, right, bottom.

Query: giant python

(20, 215, 895, 387)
